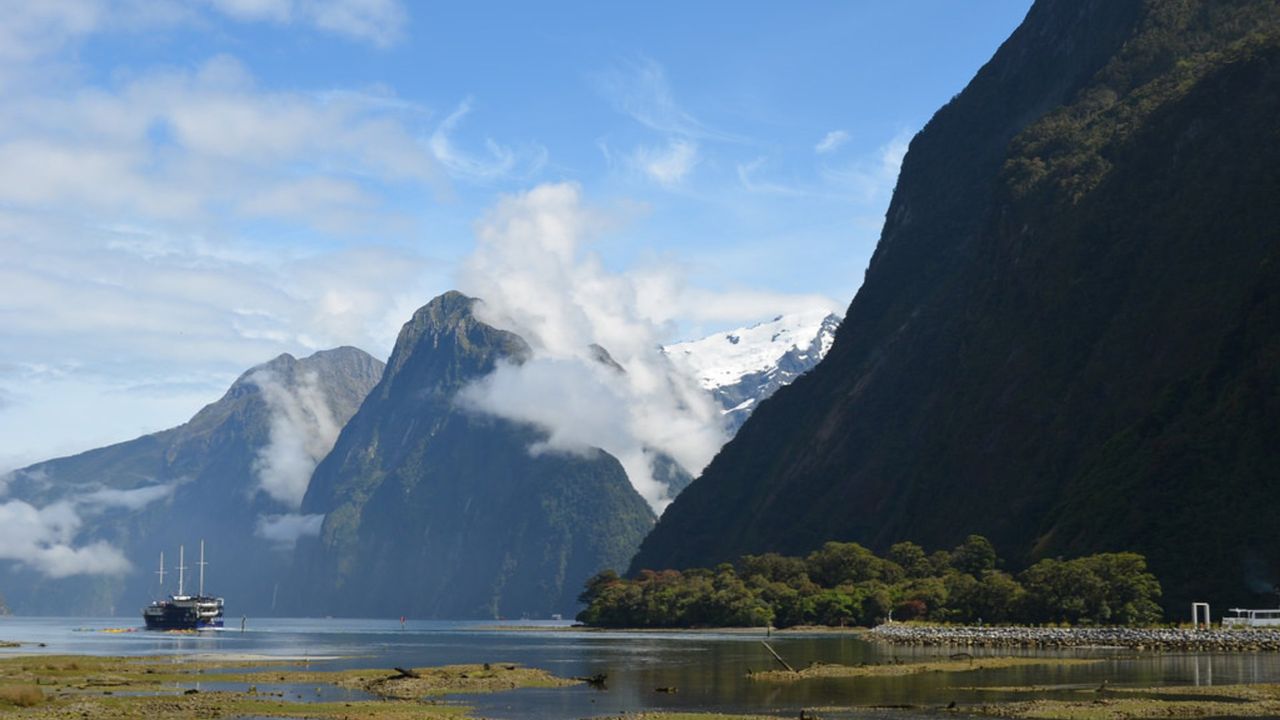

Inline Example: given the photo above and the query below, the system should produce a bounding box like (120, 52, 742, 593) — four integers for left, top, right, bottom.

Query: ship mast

(197, 540, 207, 597)
(177, 545, 187, 597)
(156, 551, 166, 590)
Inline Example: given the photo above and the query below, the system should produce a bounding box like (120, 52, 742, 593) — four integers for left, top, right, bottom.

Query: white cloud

(815, 129, 849, 154)
(255, 512, 324, 549)
(429, 98, 548, 183)
(631, 139, 698, 187)
(206, 0, 407, 46)
(457, 183, 736, 512)
(0, 1, 109, 63)
(0, 54, 441, 228)
(0, 475, 174, 578)
(249, 369, 342, 509)
(0, 499, 131, 578)
(208, 0, 293, 22)
(78, 482, 179, 511)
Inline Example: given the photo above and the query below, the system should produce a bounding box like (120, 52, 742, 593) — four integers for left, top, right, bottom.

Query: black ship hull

(143, 595, 224, 630)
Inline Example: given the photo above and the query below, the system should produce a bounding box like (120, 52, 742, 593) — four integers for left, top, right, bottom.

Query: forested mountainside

(288, 292, 655, 619)
(634, 0, 1280, 614)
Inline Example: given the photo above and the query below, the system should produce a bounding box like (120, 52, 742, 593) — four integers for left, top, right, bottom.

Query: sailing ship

(142, 540, 225, 630)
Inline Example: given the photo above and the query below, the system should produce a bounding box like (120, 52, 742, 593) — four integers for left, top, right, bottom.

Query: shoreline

(869, 623, 1280, 651)
(477, 624, 866, 635)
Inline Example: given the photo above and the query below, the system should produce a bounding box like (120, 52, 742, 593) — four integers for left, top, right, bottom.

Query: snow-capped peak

(664, 309, 843, 433)
(665, 309, 841, 390)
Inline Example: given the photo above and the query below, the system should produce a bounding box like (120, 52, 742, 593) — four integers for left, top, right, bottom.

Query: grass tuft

(0, 683, 44, 707)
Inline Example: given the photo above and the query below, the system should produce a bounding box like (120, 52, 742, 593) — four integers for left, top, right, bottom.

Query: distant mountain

(665, 311, 842, 433)
(0, 347, 384, 615)
(634, 0, 1280, 615)
(287, 291, 655, 619)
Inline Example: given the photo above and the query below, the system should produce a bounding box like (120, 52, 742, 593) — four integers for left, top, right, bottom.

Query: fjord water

(4, 617, 1280, 719)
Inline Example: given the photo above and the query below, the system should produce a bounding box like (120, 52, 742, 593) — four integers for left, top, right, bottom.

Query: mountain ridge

(0, 346, 385, 615)
(632, 0, 1280, 614)
(289, 291, 656, 619)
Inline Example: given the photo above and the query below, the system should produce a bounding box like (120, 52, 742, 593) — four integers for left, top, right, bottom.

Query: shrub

(0, 684, 44, 707)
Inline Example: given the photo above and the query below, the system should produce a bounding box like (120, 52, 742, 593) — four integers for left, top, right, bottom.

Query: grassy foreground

(0, 654, 577, 718)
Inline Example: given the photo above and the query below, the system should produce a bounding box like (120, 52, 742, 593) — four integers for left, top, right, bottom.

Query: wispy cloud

(428, 98, 548, 183)
(631, 139, 699, 186)
(820, 130, 911, 202)
(736, 156, 800, 196)
(596, 57, 744, 190)
(815, 129, 849, 154)
(595, 57, 738, 142)
(78, 482, 180, 511)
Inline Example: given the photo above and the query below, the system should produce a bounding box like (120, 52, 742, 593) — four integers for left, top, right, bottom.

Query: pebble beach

(869, 623, 1280, 651)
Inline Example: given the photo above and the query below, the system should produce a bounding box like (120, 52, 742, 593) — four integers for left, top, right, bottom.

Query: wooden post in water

(760, 640, 796, 673)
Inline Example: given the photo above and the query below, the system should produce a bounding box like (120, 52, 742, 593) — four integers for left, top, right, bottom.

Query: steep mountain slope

(634, 0, 1280, 613)
(0, 347, 384, 615)
(665, 311, 841, 432)
(288, 292, 655, 619)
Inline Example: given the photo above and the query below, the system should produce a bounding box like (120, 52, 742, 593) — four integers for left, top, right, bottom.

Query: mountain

(0, 347, 384, 615)
(665, 310, 842, 433)
(633, 0, 1280, 614)
(287, 291, 655, 619)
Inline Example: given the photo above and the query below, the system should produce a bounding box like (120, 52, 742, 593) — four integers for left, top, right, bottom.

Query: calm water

(4, 617, 1280, 719)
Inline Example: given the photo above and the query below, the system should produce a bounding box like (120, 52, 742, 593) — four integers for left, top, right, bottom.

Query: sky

(0, 0, 1033, 471)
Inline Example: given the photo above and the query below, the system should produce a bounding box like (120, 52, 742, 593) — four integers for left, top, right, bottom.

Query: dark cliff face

(634, 0, 1280, 613)
(290, 291, 655, 619)
(0, 347, 385, 615)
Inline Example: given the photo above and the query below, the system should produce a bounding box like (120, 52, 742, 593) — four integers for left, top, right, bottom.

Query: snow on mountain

(665, 309, 842, 433)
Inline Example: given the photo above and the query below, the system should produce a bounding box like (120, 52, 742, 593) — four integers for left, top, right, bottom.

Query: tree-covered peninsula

(581, 536, 1162, 628)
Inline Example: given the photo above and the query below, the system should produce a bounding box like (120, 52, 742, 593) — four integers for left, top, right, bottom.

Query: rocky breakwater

(870, 624, 1280, 651)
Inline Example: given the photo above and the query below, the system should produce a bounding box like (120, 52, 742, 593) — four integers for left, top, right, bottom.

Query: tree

(806, 542, 896, 586)
(1079, 553, 1162, 625)
(952, 535, 998, 577)
(889, 542, 933, 578)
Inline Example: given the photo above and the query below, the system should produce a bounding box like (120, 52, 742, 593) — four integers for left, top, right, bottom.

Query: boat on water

(142, 541, 224, 630)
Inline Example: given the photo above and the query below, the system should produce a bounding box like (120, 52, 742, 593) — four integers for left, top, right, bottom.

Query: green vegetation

(0, 654, 576, 719)
(582, 537, 1161, 628)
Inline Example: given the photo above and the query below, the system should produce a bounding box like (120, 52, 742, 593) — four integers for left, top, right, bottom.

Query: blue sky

(0, 0, 1032, 469)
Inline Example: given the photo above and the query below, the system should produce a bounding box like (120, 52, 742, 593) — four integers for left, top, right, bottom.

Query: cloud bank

(458, 183, 729, 511)
(0, 479, 178, 578)
(249, 369, 341, 509)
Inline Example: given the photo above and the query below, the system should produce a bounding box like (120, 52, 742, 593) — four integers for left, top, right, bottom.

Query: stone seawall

(869, 623, 1280, 651)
